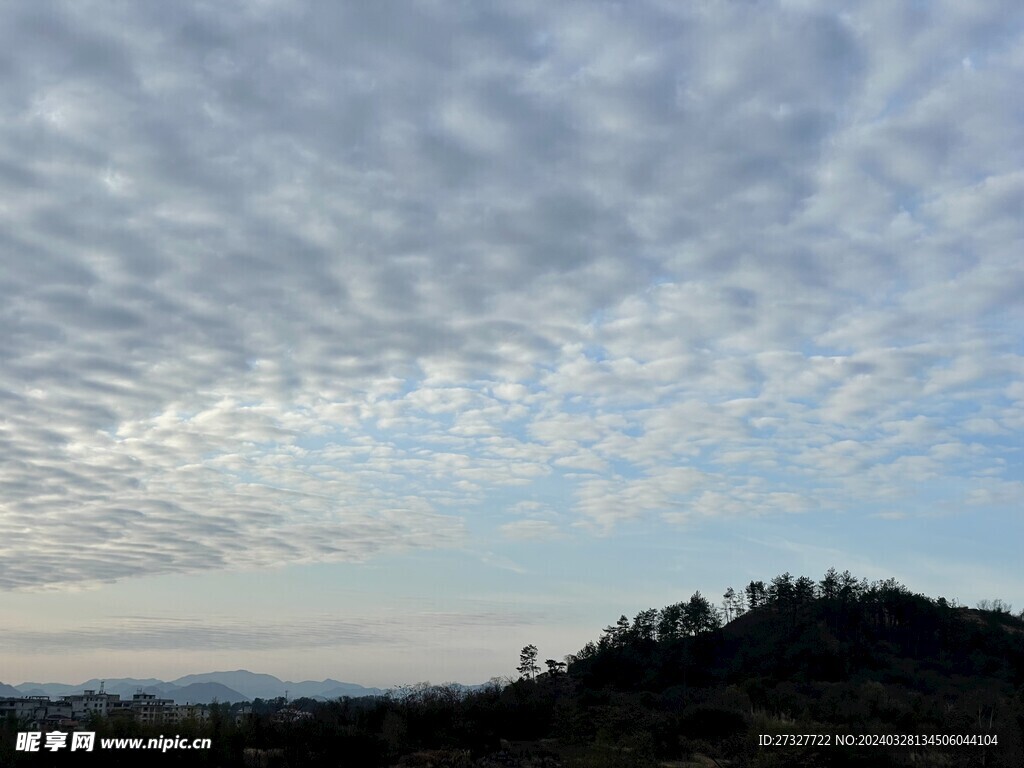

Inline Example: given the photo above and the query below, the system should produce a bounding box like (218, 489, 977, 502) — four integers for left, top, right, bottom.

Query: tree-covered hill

(555, 569, 1024, 765)
(571, 570, 1024, 694)
(4, 569, 1022, 767)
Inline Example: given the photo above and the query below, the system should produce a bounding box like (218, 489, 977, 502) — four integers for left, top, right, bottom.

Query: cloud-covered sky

(2, 0, 1022, 685)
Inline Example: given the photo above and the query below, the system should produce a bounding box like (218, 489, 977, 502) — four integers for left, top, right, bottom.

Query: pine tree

(517, 644, 540, 681)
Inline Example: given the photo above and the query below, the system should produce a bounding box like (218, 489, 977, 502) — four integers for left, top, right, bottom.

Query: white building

(127, 692, 175, 725)
(64, 688, 121, 719)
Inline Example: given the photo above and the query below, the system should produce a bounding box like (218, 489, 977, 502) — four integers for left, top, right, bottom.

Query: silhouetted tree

(794, 575, 816, 604)
(977, 599, 1013, 614)
(837, 569, 863, 603)
(545, 659, 567, 676)
(769, 572, 795, 606)
(745, 580, 767, 610)
(731, 588, 746, 618)
(576, 640, 598, 660)
(601, 615, 631, 648)
(632, 608, 659, 642)
(819, 567, 840, 600)
(658, 602, 684, 641)
(682, 591, 720, 635)
(517, 644, 540, 681)
(615, 614, 631, 641)
(722, 587, 737, 622)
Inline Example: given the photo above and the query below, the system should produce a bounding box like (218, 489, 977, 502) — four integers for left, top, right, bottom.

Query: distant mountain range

(6, 670, 389, 704)
(168, 670, 388, 701)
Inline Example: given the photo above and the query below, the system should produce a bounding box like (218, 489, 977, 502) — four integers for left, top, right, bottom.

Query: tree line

(518, 567, 1016, 680)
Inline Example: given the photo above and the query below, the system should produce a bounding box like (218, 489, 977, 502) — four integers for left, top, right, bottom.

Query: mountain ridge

(9, 671, 393, 703)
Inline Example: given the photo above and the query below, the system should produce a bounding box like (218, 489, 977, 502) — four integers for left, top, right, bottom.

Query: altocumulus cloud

(1, 1, 1022, 588)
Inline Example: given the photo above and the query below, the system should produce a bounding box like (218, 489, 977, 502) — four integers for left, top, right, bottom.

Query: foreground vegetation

(5, 569, 1023, 766)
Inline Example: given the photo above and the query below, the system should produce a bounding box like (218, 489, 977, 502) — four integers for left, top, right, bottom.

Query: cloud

(499, 520, 563, 542)
(0, 610, 541, 653)
(1, 1, 1022, 589)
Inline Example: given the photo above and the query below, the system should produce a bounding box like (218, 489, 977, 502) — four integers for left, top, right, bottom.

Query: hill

(170, 670, 384, 700)
(164, 682, 249, 704)
(12, 672, 383, 704)
(548, 570, 1024, 765)
(5, 570, 1021, 766)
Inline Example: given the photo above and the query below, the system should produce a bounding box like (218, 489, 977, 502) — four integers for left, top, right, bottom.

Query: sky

(1, 0, 1023, 688)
